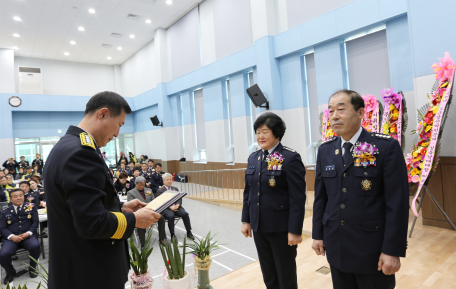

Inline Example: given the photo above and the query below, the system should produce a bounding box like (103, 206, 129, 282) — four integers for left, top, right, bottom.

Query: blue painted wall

(134, 104, 159, 133)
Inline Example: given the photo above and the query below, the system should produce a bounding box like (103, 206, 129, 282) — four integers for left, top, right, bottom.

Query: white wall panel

(0, 138, 15, 168)
(167, 7, 201, 79)
(14, 57, 115, 96)
(183, 124, 197, 162)
(279, 107, 309, 165)
(199, 0, 217, 66)
(0, 49, 15, 93)
(232, 116, 251, 163)
(205, 119, 228, 163)
(120, 40, 156, 98)
(213, 0, 254, 60)
(134, 129, 167, 161)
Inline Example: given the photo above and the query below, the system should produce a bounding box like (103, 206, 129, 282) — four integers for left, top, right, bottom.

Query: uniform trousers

(163, 207, 192, 235)
(137, 216, 166, 248)
(0, 236, 41, 275)
(330, 265, 395, 289)
(253, 231, 298, 289)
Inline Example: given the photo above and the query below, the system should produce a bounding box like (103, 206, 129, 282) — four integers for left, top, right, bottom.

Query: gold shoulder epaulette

(79, 132, 96, 150)
(321, 137, 337, 145)
(372, 133, 392, 140)
(283, 146, 296, 153)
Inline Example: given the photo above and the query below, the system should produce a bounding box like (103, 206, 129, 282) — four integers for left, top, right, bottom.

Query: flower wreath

(361, 94, 383, 133)
(380, 88, 408, 151)
(409, 52, 455, 217)
(319, 106, 338, 142)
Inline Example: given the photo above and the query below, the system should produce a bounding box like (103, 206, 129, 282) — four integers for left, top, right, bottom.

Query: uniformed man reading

(312, 90, 409, 289)
(43, 91, 161, 289)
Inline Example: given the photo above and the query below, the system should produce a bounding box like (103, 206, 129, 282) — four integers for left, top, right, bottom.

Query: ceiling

(0, 0, 201, 65)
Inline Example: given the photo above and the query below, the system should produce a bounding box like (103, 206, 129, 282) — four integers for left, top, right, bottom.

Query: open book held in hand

(145, 191, 187, 214)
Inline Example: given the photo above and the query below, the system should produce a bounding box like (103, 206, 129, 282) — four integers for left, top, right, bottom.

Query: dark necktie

(343, 142, 353, 165)
(139, 190, 146, 200)
(262, 150, 269, 168)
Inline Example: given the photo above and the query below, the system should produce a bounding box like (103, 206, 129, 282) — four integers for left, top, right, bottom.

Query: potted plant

(159, 236, 191, 289)
(129, 229, 154, 289)
(185, 231, 222, 289)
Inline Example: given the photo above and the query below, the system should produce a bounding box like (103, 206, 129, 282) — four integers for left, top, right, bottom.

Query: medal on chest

(266, 152, 284, 187)
(361, 179, 372, 190)
(28, 214, 31, 219)
(353, 142, 379, 168)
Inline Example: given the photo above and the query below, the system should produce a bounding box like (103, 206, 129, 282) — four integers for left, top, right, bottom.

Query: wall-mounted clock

(9, 96, 22, 107)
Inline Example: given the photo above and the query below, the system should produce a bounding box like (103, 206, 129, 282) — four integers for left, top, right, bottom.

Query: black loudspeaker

(150, 115, 163, 127)
(246, 84, 269, 110)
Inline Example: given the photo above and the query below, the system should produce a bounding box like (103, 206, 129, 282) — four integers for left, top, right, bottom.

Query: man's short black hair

(133, 168, 140, 172)
(253, 112, 286, 141)
(10, 188, 24, 197)
(20, 156, 25, 158)
(148, 159, 154, 163)
(129, 160, 135, 164)
(0, 176, 6, 180)
(19, 181, 30, 187)
(84, 91, 132, 117)
(329, 89, 365, 112)
(155, 163, 162, 168)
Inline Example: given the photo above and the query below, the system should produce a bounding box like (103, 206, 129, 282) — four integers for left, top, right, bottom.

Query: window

(193, 88, 207, 162)
(101, 133, 135, 167)
(224, 79, 235, 163)
(303, 53, 320, 144)
(14, 137, 60, 164)
(179, 93, 186, 158)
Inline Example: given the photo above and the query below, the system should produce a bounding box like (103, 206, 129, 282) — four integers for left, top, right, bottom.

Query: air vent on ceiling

(110, 33, 123, 38)
(101, 44, 113, 48)
(126, 14, 141, 21)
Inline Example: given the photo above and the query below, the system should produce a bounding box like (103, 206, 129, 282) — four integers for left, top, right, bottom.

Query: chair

(131, 217, 181, 248)
(0, 243, 41, 282)
(0, 202, 8, 212)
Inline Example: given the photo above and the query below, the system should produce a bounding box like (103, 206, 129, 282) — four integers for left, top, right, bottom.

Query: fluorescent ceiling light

(13, 33, 20, 37)
(130, 34, 135, 38)
(166, 0, 172, 4)
(88, 8, 95, 13)
(107, 56, 112, 60)
(13, 46, 18, 50)
(78, 26, 85, 31)
(70, 41, 76, 45)
(64, 52, 69, 56)
(145, 19, 151, 24)
(13, 16, 21, 21)
(117, 47, 122, 50)
(345, 24, 386, 42)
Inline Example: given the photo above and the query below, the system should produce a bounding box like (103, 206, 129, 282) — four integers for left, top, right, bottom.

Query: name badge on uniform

(325, 165, 335, 171)
(248, 166, 255, 169)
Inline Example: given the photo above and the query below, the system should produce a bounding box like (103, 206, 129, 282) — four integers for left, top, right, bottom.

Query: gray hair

(135, 176, 146, 184)
(162, 173, 173, 180)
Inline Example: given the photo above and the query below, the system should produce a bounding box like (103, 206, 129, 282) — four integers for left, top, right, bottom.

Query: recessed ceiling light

(13, 16, 21, 21)
(117, 47, 122, 50)
(107, 56, 112, 60)
(13, 46, 18, 50)
(130, 34, 135, 38)
(145, 19, 151, 24)
(13, 33, 20, 38)
(64, 52, 70, 56)
(166, 0, 172, 4)
(88, 8, 95, 13)
(78, 26, 85, 31)
(70, 41, 76, 45)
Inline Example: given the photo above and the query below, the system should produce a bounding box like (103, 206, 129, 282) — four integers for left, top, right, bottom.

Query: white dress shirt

(340, 126, 363, 155)
(7, 204, 34, 240)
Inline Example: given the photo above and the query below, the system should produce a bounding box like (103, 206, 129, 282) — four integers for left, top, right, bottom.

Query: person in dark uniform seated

(147, 160, 155, 172)
(139, 163, 153, 189)
(241, 112, 306, 289)
(17, 156, 29, 169)
(139, 155, 145, 164)
(19, 181, 40, 209)
(127, 176, 166, 247)
(15, 167, 25, 180)
(0, 188, 41, 284)
(6, 175, 15, 189)
(150, 163, 164, 193)
(117, 162, 127, 174)
(130, 168, 140, 190)
(115, 173, 132, 196)
(0, 177, 9, 202)
(2, 158, 18, 172)
(29, 179, 48, 238)
(21, 167, 33, 180)
(156, 173, 194, 241)
(311, 90, 409, 289)
(32, 165, 42, 175)
(127, 161, 136, 176)
(31, 154, 44, 171)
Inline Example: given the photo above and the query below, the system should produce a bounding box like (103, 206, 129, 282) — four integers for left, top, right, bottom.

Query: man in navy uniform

(139, 163, 154, 189)
(127, 161, 136, 176)
(312, 90, 409, 289)
(43, 91, 161, 289)
(241, 112, 306, 289)
(18, 156, 29, 169)
(0, 188, 41, 284)
(2, 158, 18, 172)
(150, 163, 164, 193)
(118, 162, 128, 174)
(32, 154, 44, 171)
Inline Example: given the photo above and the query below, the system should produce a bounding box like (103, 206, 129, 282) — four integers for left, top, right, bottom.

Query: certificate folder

(146, 192, 187, 214)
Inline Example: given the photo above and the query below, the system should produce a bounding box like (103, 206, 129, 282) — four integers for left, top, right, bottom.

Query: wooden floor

(209, 202, 456, 288)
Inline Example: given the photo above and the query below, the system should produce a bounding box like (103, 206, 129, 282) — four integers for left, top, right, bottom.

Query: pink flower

(411, 175, 420, 183)
(408, 175, 412, 183)
(431, 52, 455, 81)
(362, 94, 378, 112)
(413, 161, 420, 168)
(381, 88, 401, 107)
(406, 153, 413, 165)
(323, 109, 329, 118)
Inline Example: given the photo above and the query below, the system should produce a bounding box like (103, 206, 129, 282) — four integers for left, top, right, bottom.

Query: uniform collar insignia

(79, 132, 96, 150)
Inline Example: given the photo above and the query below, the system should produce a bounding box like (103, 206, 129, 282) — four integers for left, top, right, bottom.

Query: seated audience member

(3, 169, 10, 176)
(147, 159, 155, 172)
(130, 168, 140, 190)
(19, 181, 40, 208)
(115, 173, 131, 196)
(15, 167, 25, 180)
(30, 175, 43, 189)
(0, 171, 4, 179)
(151, 163, 164, 193)
(28, 179, 47, 238)
(18, 156, 29, 169)
(0, 176, 14, 190)
(118, 162, 127, 174)
(22, 167, 33, 180)
(32, 165, 42, 175)
(129, 152, 137, 164)
(139, 155, 146, 164)
(139, 164, 153, 189)
(0, 188, 41, 284)
(117, 152, 128, 167)
(31, 154, 44, 171)
(0, 177, 10, 202)
(6, 175, 15, 188)
(156, 173, 194, 240)
(2, 158, 18, 172)
(127, 177, 166, 247)
(127, 161, 136, 176)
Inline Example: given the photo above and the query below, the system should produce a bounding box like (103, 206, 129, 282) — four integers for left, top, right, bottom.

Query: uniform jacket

(32, 159, 44, 170)
(0, 189, 7, 203)
(0, 204, 39, 237)
(155, 186, 182, 212)
(43, 126, 136, 289)
(18, 161, 30, 169)
(139, 170, 154, 187)
(127, 188, 155, 203)
(312, 128, 409, 274)
(242, 143, 306, 234)
(114, 179, 132, 194)
(2, 160, 18, 171)
(24, 191, 41, 208)
(150, 171, 164, 193)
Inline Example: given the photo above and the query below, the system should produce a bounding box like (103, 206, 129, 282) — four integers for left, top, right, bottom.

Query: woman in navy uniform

(312, 90, 409, 289)
(43, 91, 161, 289)
(241, 112, 306, 289)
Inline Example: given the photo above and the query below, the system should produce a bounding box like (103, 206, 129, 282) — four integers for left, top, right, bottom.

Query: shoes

(29, 269, 38, 278)
(11, 256, 18, 261)
(187, 231, 195, 241)
(41, 232, 48, 238)
(3, 269, 15, 285)
(170, 233, 176, 241)
(159, 239, 165, 246)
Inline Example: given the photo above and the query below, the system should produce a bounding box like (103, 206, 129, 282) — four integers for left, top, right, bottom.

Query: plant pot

(131, 271, 154, 289)
(165, 271, 191, 289)
(197, 269, 213, 289)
